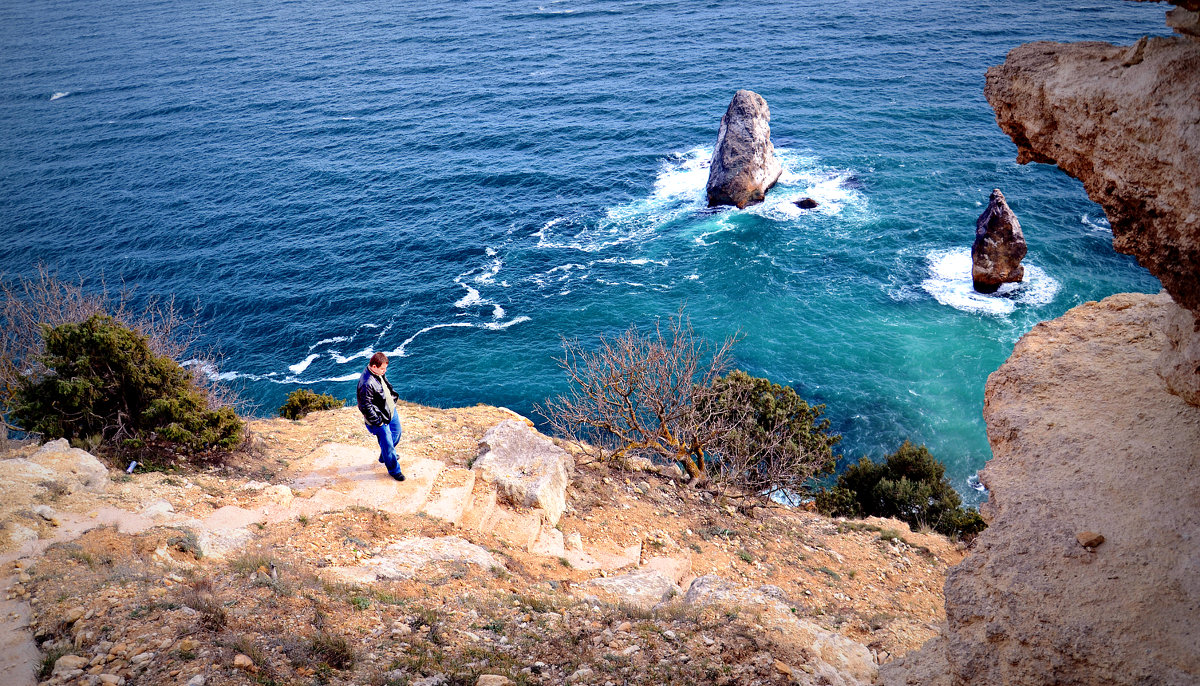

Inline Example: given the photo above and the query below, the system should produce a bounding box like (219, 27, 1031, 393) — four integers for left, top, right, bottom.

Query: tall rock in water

(705, 90, 782, 209)
(971, 189, 1027, 293)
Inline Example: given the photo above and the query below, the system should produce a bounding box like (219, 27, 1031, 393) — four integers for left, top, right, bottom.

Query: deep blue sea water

(0, 0, 1169, 504)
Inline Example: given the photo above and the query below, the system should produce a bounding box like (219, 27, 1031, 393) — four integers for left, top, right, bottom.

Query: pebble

(567, 667, 593, 682)
(616, 621, 632, 632)
(185, 674, 205, 686)
(233, 653, 255, 670)
(476, 676, 511, 686)
(53, 654, 90, 674)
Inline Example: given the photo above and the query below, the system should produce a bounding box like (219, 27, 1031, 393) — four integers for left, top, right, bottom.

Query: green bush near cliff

(279, 388, 345, 420)
(11, 313, 243, 462)
(815, 440, 986, 539)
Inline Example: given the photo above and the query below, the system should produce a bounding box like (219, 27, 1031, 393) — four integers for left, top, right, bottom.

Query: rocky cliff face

(882, 5, 1200, 684)
(984, 30, 1200, 315)
(881, 293, 1200, 686)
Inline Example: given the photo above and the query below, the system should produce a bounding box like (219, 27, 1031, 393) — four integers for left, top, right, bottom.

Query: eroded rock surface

(705, 90, 782, 209)
(984, 34, 1200, 313)
(1157, 300, 1200, 404)
(684, 575, 877, 686)
(473, 420, 573, 526)
(971, 189, 1026, 293)
(329, 535, 503, 584)
(880, 293, 1200, 685)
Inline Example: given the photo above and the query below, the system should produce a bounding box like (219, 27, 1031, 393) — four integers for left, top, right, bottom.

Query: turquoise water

(0, 1, 1168, 504)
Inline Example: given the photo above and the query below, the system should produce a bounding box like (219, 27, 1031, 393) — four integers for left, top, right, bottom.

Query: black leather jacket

(356, 368, 398, 427)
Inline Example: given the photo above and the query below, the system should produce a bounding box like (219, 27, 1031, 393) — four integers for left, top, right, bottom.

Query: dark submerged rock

(795, 197, 819, 209)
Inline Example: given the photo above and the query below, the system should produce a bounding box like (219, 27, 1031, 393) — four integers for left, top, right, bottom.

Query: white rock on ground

(583, 570, 680, 609)
(328, 536, 504, 584)
(473, 420, 574, 526)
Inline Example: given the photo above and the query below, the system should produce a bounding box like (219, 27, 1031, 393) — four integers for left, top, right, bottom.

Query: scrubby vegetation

(815, 440, 987, 539)
(279, 388, 345, 420)
(1, 267, 241, 463)
(542, 311, 839, 502)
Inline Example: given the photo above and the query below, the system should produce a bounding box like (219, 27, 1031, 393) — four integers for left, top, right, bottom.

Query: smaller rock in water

(1076, 531, 1105, 549)
(795, 197, 819, 209)
(972, 189, 1027, 293)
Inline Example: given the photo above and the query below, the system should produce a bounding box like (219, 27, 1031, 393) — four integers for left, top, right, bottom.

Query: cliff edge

(882, 4, 1200, 684)
(983, 27, 1200, 315)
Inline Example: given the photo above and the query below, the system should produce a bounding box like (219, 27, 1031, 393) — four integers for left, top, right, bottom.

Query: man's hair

(369, 352, 388, 368)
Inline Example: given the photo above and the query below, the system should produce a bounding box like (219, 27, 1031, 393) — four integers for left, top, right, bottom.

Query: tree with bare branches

(541, 311, 840, 501)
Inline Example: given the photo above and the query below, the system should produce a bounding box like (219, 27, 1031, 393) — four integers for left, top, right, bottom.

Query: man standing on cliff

(357, 352, 405, 481)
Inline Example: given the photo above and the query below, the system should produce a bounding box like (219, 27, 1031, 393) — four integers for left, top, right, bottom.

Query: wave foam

(288, 353, 320, 375)
(536, 146, 867, 252)
(309, 335, 350, 350)
(1082, 213, 1111, 232)
(50, 91, 69, 101)
(920, 247, 1060, 315)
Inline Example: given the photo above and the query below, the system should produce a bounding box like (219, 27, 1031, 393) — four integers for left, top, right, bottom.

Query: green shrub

(278, 388, 345, 420)
(701, 370, 841, 498)
(11, 314, 242, 462)
(815, 440, 986, 540)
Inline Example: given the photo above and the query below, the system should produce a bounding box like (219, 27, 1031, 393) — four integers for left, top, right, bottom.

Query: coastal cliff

(880, 293, 1200, 685)
(882, 3, 1200, 684)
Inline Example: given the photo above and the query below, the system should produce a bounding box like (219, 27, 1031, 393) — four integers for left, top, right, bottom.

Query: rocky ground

(1, 403, 963, 686)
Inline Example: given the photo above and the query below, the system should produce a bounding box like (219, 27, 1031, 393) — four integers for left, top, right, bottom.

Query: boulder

(29, 439, 108, 492)
(795, 197, 819, 209)
(473, 420, 573, 526)
(329, 535, 503, 583)
(584, 570, 679, 608)
(706, 90, 783, 208)
(971, 189, 1026, 293)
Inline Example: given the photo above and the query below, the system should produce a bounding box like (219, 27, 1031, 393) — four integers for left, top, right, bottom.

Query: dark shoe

(390, 471, 406, 482)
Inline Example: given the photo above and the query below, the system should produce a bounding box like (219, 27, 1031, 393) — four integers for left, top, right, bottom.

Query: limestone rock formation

(971, 189, 1027, 293)
(1157, 301, 1200, 404)
(879, 293, 1200, 686)
(329, 535, 503, 584)
(706, 90, 782, 208)
(473, 419, 574, 526)
(584, 570, 680, 609)
(984, 32, 1200, 313)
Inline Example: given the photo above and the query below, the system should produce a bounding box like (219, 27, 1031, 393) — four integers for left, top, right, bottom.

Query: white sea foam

(966, 473, 987, 493)
(50, 91, 69, 101)
(1081, 213, 1111, 232)
(454, 284, 483, 308)
(332, 347, 374, 364)
(308, 335, 350, 350)
(492, 304, 505, 319)
(920, 247, 1060, 316)
(393, 322, 474, 357)
(288, 353, 320, 375)
(480, 316, 531, 330)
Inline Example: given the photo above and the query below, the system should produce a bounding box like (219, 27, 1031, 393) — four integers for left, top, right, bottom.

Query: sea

(0, 0, 1170, 505)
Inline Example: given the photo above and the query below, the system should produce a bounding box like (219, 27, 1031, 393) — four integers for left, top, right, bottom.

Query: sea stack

(971, 189, 1027, 293)
(706, 90, 782, 209)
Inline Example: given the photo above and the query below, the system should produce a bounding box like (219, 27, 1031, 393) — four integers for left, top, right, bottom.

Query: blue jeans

(366, 413, 402, 477)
